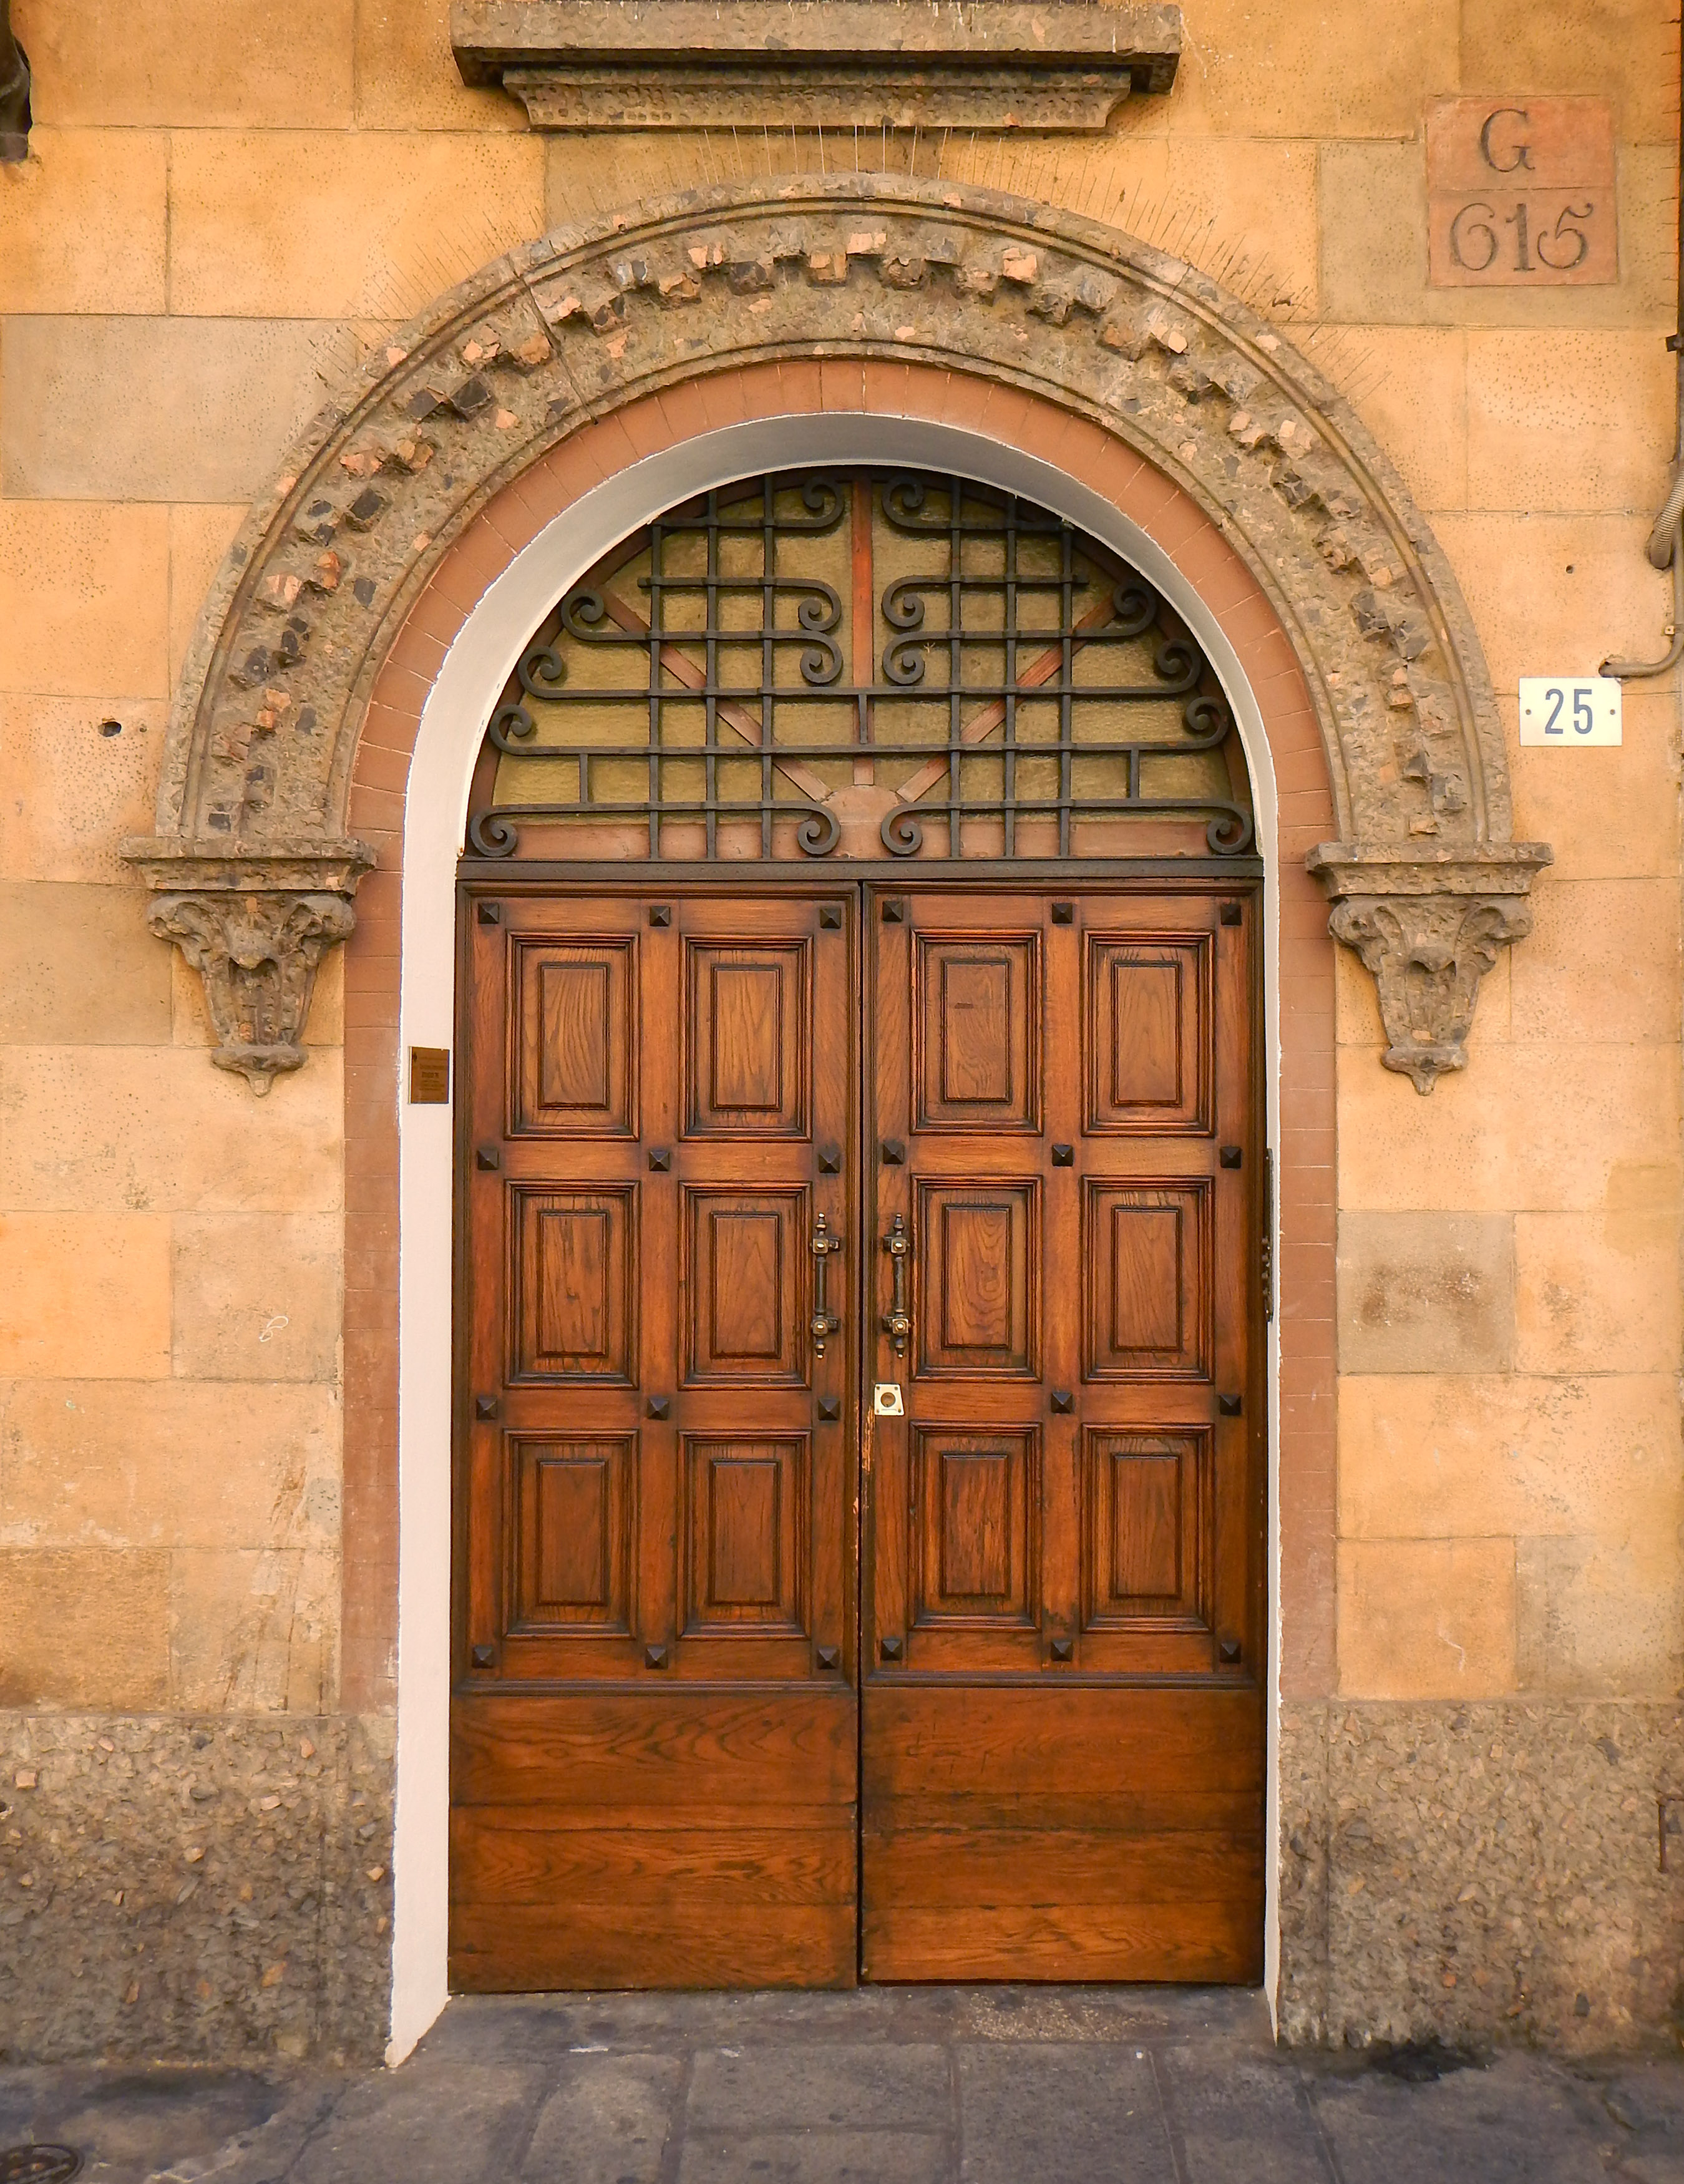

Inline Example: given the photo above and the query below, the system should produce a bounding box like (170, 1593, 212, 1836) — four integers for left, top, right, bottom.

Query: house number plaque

(1518, 677, 1622, 747)
(1428, 99, 1617, 288)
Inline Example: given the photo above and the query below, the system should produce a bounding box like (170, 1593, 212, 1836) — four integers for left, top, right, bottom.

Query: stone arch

(123, 173, 1549, 1092)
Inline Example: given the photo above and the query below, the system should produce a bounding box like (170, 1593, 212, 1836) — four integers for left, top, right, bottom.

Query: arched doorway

(119, 173, 1549, 2052)
(447, 464, 1266, 1988)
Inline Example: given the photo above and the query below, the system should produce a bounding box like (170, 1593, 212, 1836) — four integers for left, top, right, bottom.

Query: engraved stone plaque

(1427, 97, 1617, 288)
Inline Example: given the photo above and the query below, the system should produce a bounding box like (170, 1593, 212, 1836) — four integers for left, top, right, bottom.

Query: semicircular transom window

(467, 469, 1254, 862)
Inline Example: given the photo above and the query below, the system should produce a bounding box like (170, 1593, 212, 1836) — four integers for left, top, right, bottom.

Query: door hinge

(1262, 1147, 1275, 1323)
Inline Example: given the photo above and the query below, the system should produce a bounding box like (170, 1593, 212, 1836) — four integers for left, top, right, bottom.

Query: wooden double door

(451, 877, 1264, 1989)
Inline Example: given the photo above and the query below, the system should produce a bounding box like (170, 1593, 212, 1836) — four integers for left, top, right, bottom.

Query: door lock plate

(872, 1382, 904, 1417)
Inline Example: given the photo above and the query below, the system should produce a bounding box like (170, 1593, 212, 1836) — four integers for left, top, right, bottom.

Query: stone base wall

(0, 1711, 393, 2065)
(8, 1697, 1681, 2064)
(1279, 1699, 1684, 2053)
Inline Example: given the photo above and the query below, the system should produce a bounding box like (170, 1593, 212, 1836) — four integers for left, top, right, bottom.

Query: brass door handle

(880, 1212, 911, 1356)
(810, 1212, 843, 1358)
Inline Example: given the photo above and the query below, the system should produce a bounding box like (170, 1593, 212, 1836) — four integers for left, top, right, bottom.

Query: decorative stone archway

(124, 173, 1549, 1091)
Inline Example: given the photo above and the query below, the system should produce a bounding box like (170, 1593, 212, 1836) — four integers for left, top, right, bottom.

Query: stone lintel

(453, 0, 1182, 130)
(1307, 841, 1554, 902)
(121, 836, 377, 900)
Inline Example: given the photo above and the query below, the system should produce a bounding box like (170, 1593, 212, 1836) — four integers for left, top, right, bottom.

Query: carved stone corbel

(1308, 844, 1553, 1094)
(122, 841, 374, 1093)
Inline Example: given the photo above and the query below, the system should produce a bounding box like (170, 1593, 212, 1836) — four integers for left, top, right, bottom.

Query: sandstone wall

(0, 0, 1678, 2059)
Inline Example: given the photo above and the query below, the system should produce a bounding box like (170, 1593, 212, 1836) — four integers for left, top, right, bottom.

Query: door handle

(809, 1212, 843, 1358)
(880, 1212, 911, 1357)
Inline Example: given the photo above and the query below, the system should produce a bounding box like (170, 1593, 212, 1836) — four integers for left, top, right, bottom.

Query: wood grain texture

(514, 935, 637, 1137)
(454, 887, 857, 1990)
(864, 885, 1263, 1981)
(456, 878, 1260, 1991)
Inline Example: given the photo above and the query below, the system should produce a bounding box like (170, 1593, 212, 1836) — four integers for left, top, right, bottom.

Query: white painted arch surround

(389, 414, 1285, 2064)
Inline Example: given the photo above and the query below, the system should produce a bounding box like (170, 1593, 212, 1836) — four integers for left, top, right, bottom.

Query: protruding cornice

(450, 1, 1181, 132)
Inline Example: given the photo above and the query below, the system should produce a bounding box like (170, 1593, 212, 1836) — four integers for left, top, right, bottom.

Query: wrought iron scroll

(467, 469, 1253, 860)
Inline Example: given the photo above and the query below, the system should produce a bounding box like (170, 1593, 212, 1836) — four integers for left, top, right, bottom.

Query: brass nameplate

(409, 1046, 451, 1104)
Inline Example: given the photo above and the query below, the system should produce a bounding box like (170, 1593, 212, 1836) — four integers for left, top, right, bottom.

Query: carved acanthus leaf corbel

(123, 840, 374, 1093)
(1307, 845, 1552, 1094)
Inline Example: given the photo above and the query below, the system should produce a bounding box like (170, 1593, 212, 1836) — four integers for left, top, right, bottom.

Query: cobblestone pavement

(2, 1989, 1682, 2184)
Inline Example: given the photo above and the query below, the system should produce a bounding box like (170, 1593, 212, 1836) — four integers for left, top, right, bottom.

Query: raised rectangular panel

(1082, 1428, 1210, 1629)
(683, 1186, 807, 1385)
(684, 939, 810, 1137)
(1083, 1179, 1211, 1381)
(507, 1436, 633, 1632)
(913, 1427, 1039, 1628)
(1084, 932, 1213, 1133)
(510, 1185, 636, 1382)
(683, 1436, 807, 1634)
(513, 937, 636, 1136)
(913, 932, 1041, 1132)
(916, 1179, 1039, 1379)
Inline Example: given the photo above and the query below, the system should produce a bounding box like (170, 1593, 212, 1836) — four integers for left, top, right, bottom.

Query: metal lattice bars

(468, 469, 1253, 860)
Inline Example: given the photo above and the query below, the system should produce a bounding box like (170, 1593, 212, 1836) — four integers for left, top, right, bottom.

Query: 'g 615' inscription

(1427, 98, 1617, 289)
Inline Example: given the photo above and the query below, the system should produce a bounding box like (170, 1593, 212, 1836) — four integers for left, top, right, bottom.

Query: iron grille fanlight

(467, 469, 1253, 861)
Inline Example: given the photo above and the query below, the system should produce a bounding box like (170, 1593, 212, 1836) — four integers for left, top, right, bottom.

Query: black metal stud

(648, 1396, 671, 1420)
(476, 900, 501, 925)
(880, 899, 905, 924)
(880, 1139, 905, 1166)
(1049, 1638, 1075, 1664)
(818, 1397, 841, 1421)
(879, 1635, 903, 1662)
(645, 1644, 669, 1670)
(819, 904, 844, 929)
(648, 1147, 671, 1172)
(475, 1145, 501, 1171)
(816, 1645, 842, 1670)
(1050, 1389, 1074, 1414)
(474, 1393, 499, 1420)
(1219, 1393, 1244, 1416)
(1219, 1637, 1243, 1664)
(1051, 901, 1075, 924)
(1220, 902, 1244, 926)
(1052, 1144, 1074, 1166)
(818, 1142, 841, 1174)
(649, 904, 672, 927)
(470, 1644, 497, 1669)
(1220, 1145, 1243, 1168)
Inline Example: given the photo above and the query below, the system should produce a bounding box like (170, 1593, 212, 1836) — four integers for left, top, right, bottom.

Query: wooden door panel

(1083, 1428, 1207, 1621)
(911, 1425, 1041, 1650)
(683, 1434, 807, 1634)
(509, 1184, 637, 1382)
(1083, 932, 1214, 1133)
(862, 1684, 1262, 1981)
(682, 1187, 807, 1385)
(450, 1903, 855, 1992)
(454, 887, 857, 1991)
(684, 938, 810, 1136)
(863, 884, 1262, 1984)
(913, 931, 1041, 1131)
(1083, 1178, 1213, 1380)
(915, 1178, 1040, 1377)
(450, 1809, 856, 1906)
(505, 1433, 635, 1634)
(860, 1906, 1261, 1985)
(512, 935, 638, 1136)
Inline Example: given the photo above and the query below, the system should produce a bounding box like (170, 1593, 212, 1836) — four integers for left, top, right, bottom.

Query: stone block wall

(0, 0, 1678, 2059)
